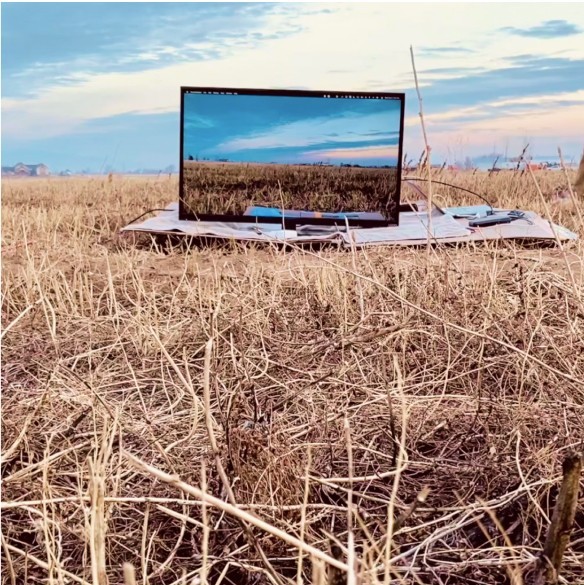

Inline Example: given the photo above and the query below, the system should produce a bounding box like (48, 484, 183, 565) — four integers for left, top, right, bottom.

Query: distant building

(1, 163, 50, 176)
(31, 164, 50, 176)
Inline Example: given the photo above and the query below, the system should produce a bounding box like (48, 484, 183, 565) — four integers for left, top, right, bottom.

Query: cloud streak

(215, 113, 400, 153)
(417, 46, 475, 56)
(304, 144, 399, 161)
(501, 19, 583, 39)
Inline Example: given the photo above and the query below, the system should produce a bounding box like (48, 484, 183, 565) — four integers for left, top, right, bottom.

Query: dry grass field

(1, 170, 583, 585)
(181, 161, 399, 219)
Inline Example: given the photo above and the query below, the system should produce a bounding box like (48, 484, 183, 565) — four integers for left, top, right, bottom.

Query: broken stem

(410, 45, 434, 253)
(533, 451, 583, 585)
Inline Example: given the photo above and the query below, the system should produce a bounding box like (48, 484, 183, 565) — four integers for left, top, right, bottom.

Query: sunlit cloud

(490, 89, 584, 108)
(405, 90, 584, 132)
(403, 101, 584, 164)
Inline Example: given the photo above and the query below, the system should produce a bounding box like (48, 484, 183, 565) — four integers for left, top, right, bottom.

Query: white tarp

(121, 202, 578, 247)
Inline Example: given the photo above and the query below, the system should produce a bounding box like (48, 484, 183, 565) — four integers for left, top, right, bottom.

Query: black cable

(402, 176, 494, 212)
(125, 208, 168, 225)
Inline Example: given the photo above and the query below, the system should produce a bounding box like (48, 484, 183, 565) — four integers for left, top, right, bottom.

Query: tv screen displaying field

(179, 87, 405, 227)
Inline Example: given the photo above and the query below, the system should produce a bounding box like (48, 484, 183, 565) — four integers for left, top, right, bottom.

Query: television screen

(179, 87, 405, 228)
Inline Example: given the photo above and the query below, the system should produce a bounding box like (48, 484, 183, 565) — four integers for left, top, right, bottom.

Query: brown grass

(181, 161, 399, 218)
(2, 171, 583, 585)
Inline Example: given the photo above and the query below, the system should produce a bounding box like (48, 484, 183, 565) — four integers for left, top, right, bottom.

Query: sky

(2, 2, 584, 172)
(183, 91, 402, 166)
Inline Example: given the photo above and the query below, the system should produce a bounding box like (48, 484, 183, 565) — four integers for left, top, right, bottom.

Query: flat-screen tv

(179, 86, 405, 228)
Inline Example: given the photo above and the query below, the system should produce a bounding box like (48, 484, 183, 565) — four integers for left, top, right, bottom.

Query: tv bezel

(178, 86, 406, 228)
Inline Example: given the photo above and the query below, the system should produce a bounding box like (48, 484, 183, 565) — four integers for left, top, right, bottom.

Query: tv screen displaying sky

(183, 91, 402, 166)
(180, 88, 404, 225)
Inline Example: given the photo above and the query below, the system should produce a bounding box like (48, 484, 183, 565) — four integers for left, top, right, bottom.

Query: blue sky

(2, 2, 584, 172)
(183, 92, 402, 166)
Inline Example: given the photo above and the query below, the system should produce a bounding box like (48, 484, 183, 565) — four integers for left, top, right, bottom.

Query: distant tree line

(185, 156, 394, 169)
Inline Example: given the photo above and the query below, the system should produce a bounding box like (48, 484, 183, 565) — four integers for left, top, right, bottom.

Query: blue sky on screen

(183, 93, 402, 166)
(2, 3, 583, 171)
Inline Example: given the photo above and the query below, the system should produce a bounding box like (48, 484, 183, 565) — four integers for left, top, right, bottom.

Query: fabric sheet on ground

(121, 202, 578, 247)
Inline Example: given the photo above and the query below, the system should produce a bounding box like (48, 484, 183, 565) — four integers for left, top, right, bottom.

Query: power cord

(125, 208, 169, 225)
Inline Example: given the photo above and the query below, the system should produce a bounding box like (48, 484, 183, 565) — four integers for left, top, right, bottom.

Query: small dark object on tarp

(469, 210, 526, 228)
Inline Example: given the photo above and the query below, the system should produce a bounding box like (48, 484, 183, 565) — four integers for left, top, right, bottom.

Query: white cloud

(3, 3, 584, 158)
(215, 111, 399, 153)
